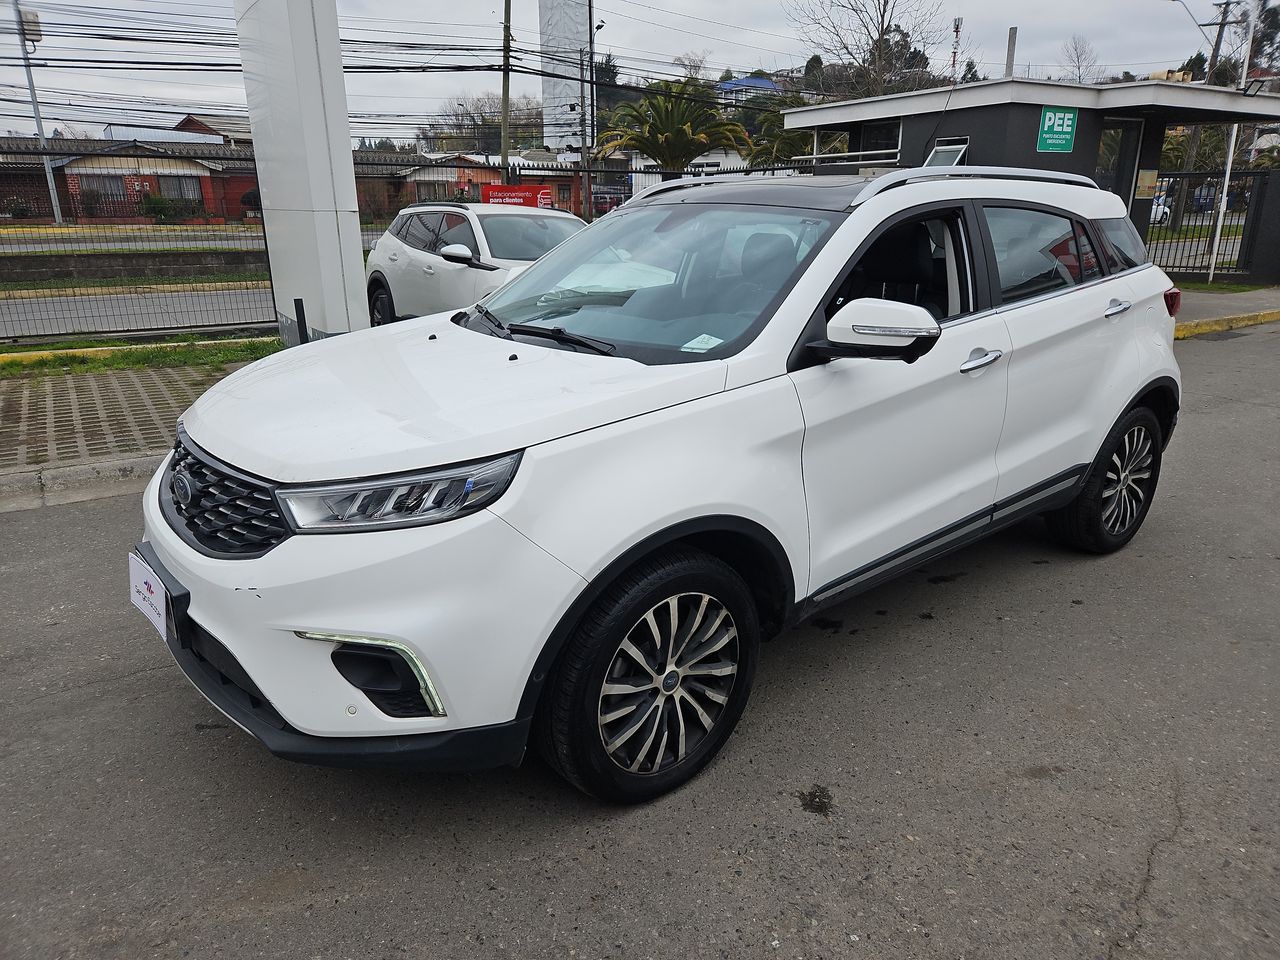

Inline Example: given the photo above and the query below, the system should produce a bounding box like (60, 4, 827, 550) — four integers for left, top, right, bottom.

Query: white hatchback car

(132, 167, 1182, 802)
(364, 202, 584, 323)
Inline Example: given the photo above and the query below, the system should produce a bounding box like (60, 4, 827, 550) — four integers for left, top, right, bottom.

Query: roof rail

(853, 166, 1098, 206)
(405, 200, 470, 210)
(626, 173, 769, 206)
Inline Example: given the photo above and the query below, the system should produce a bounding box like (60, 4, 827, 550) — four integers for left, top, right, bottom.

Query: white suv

(364, 202, 584, 323)
(131, 167, 1182, 802)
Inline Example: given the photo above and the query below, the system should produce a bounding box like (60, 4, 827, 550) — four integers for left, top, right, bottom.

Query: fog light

(297, 631, 446, 717)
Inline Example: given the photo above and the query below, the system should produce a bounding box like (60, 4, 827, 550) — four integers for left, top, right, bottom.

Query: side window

(387, 214, 407, 239)
(437, 213, 478, 255)
(984, 206, 1081, 304)
(1095, 217, 1150, 271)
(826, 209, 973, 321)
(401, 213, 439, 251)
(1075, 221, 1102, 282)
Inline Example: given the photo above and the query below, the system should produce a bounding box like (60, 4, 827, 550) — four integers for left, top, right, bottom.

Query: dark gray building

(783, 79, 1280, 275)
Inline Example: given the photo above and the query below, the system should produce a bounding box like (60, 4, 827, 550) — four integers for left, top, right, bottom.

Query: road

(0, 288, 276, 338)
(1, 323, 1277, 959)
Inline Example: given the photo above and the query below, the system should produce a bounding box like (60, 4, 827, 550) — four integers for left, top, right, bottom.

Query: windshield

(477, 213, 584, 261)
(478, 202, 842, 364)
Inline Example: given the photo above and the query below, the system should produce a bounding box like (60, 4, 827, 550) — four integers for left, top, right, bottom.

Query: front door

(790, 205, 1011, 601)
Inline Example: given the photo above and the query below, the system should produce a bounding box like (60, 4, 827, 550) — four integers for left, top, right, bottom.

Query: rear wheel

(537, 548, 759, 803)
(1046, 407, 1163, 553)
(369, 284, 395, 326)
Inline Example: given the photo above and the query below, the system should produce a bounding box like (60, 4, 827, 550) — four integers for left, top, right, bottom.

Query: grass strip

(0, 338, 282, 378)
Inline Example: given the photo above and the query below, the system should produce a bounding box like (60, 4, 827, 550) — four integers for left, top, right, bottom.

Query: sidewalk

(1, 289, 1277, 512)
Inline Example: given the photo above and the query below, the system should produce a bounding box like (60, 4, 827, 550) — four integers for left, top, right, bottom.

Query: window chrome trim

(990, 262, 1157, 315)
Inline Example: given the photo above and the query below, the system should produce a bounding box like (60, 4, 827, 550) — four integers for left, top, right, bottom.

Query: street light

(9, 0, 62, 223)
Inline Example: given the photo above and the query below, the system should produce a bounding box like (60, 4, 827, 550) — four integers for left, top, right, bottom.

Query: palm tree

(746, 96, 811, 168)
(595, 81, 750, 179)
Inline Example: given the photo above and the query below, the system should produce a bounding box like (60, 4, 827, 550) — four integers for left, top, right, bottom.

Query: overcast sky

(0, 0, 1250, 139)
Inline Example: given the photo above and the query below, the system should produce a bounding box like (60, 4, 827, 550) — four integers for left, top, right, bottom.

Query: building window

(157, 175, 202, 200)
(79, 174, 126, 199)
(557, 184, 571, 204)
(860, 120, 901, 157)
(925, 137, 968, 166)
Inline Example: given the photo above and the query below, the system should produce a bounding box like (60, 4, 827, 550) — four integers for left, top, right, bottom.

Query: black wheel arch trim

(515, 515, 796, 720)
(1123, 376, 1180, 449)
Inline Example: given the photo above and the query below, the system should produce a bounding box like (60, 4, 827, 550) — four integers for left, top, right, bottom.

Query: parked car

(132, 167, 1182, 803)
(365, 202, 585, 323)
(1150, 194, 1170, 225)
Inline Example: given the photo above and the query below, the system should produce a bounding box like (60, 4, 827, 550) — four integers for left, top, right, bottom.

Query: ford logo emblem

(172, 470, 197, 507)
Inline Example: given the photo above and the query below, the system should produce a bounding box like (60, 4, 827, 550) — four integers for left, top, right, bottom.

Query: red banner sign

(481, 184, 554, 208)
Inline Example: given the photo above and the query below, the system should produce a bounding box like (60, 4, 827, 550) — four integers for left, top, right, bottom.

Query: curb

(0, 452, 166, 514)
(1174, 310, 1280, 339)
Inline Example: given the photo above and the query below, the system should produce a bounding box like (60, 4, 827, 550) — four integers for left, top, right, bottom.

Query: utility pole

(578, 48, 590, 221)
(1171, 0, 1243, 232)
(500, 0, 511, 182)
(10, 0, 62, 223)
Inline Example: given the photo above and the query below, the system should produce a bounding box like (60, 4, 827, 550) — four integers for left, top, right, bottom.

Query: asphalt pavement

(1, 323, 1277, 959)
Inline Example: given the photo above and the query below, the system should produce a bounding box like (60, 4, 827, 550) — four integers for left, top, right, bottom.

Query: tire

(1045, 406, 1163, 554)
(368, 283, 395, 326)
(536, 548, 760, 803)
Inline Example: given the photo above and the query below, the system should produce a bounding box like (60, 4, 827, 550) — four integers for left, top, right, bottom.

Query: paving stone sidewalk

(0, 366, 223, 473)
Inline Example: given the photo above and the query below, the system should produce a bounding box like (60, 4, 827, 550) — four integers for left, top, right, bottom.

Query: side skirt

(795, 465, 1087, 621)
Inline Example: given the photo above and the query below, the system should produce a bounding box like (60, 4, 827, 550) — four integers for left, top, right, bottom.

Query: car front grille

(164, 433, 290, 558)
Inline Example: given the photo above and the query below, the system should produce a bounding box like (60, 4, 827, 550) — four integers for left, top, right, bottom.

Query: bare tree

(1059, 34, 1100, 84)
(784, 0, 948, 99)
(419, 93, 542, 153)
(673, 50, 712, 79)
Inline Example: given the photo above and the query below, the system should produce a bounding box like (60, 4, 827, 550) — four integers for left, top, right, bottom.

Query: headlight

(277, 452, 521, 532)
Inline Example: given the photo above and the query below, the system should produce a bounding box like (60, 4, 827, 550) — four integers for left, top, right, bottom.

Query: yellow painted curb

(0, 337, 277, 364)
(3, 280, 270, 298)
(1174, 310, 1280, 339)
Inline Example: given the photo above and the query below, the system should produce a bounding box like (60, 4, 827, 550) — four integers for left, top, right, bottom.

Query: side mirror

(439, 243, 477, 265)
(809, 298, 941, 363)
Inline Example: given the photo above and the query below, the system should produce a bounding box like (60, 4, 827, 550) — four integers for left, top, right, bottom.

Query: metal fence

(0, 145, 272, 340)
(1145, 170, 1269, 277)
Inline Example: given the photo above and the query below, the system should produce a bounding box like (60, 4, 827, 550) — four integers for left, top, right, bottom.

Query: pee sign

(1038, 106, 1078, 153)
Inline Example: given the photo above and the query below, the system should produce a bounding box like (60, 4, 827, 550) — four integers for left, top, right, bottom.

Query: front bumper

(137, 541, 531, 770)
(140, 460, 586, 767)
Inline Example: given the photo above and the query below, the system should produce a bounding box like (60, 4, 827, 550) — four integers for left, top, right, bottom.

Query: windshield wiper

(507, 323, 617, 355)
(464, 303, 514, 340)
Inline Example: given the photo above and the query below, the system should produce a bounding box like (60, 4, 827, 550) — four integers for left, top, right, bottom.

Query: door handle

(422, 265, 434, 275)
(1104, 299, 1132, 318)
(959, 349, 1003, 373)
(387, 253, 399, 262)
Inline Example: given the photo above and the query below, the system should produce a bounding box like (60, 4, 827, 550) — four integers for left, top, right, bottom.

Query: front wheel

(537, 548, 759, 803)
(1046, 407, 1163, 553)
(369, 284, 395, 326)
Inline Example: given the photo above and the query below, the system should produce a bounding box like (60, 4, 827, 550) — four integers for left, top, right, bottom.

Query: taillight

(1163, 287, 1181, 317)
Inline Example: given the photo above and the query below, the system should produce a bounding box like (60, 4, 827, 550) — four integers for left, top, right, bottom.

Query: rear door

(978, 204, 1140, 506)
(392, 212, 443, 316)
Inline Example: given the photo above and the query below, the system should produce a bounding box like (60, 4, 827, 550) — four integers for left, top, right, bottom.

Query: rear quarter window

(1096, 217, 1150, 271)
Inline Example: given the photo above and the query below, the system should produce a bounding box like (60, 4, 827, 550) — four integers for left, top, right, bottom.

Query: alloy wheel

(597, 592, 739, 776)
(1102, 425, 1154, 535)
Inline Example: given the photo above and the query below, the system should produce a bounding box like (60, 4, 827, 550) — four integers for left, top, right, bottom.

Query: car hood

(181, 314, 728, 482)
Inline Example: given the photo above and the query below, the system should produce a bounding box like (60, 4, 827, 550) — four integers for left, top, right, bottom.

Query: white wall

(539, 0, 589, 151)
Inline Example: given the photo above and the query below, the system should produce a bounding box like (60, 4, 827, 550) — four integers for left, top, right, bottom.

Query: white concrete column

(234, 0, 366, 343)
